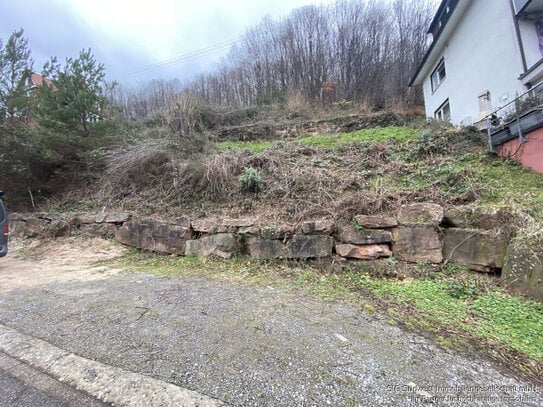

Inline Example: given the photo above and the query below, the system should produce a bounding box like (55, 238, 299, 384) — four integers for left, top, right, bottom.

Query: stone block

(79, 223, 118, 239)
(286, 235, 334, 259)
(7, 213, 29, 222)
(185, 233, 238, 259)
(300, 219, 335, 235)
(354, 215, 398, 229)
(36, 213, 62, 222)
(95, 212, 131, 224)
(393, 227, 443, 263)
(502, 237, 543, 301)
(175, 215, 192, 229)
(246, 235, 333, 259)
(259, 224, 295, 240)
(191, 218, 255, 234)
(443, 228, 508, 272)
(246, 238, 287, 259)
(335, 244, 392, 259)
(222, 218, 255, 228)
(22, 218, 47, 238)
(238, 225, 260, 235)
(191, 218, 224, 234)
(444, 205, 512, 230)
(116, 219, 191, 255)
(75, 213, 98, 224)
(337, 226, 393, 245)
(397, 203, 443, 226)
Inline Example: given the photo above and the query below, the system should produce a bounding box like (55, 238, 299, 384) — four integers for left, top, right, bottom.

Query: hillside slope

(72, 115, 543, 233)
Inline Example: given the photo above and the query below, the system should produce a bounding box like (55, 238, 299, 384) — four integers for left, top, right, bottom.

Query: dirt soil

(0, 237, 541, 406)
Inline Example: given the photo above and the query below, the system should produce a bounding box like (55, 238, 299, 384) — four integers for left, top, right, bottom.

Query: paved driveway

(0, 238, 541, 406)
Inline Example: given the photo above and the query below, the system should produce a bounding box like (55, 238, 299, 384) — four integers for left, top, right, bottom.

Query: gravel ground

(0, 238, 541, 406)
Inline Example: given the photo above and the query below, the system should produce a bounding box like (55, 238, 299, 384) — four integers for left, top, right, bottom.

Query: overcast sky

(0, 0, 337, 86)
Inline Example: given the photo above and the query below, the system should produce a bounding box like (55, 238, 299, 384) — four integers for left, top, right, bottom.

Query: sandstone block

(95, 212, 131, 224)
(354, 215, 398, 229)
(191, 218, 223, 234)
(337, 226, 393, 245)
(397, 203, 443, 226)
(502, 237, 543, 301)
(444, 205, 512, 230)
(259, 224, 295, 240)
(185, 233, 238, 259)
(300, 219, 335, 235)
(116, 220, 191, 255)
(443, 228, 508, 272)
(79, 223, 118, 239)
(174, 215, 192, 229)
(393, 227, 442, 263)
(286, 235, 334, 258)
(246, 238, 287, 259)
(246, 235, 333, 259)
(75, 213, 98, 224)
(335, 244, 392, 259)
(222, 218, 255, 228)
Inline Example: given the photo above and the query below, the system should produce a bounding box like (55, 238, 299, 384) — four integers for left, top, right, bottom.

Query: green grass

(297, 126, 417, 148)
(214, 126, 418, 152)
(365, 277, 543, 361)
(117, 251, 543, 365)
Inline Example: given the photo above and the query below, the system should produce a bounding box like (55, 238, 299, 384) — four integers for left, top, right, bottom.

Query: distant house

(26, 72, 54, 92)
(410, 0, 543, 173)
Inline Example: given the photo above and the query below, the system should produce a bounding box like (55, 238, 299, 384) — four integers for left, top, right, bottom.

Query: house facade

(410, 0, 543, 126)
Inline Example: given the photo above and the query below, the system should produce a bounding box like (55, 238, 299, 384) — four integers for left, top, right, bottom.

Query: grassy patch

(215, 140, 273, 153)
(215, 126, 417, 152)
(471, 155, 543, 210)
(365, 277, 543, 361)
(298, 126, 417, 148)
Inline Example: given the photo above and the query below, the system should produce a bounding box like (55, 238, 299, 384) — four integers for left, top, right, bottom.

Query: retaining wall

(7, 203, 541, 301)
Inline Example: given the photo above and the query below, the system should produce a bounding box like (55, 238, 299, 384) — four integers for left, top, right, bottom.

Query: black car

(0, 191, 8, 257)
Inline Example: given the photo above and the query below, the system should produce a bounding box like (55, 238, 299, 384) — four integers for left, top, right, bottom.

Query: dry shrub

(356, 97, 374, 115)
(286, 90, 311, 118)
(168, 92, 203, 135)
(175, 154, 239, 202)
(99, 140, 173, 200)
(167, 92, 212, 155)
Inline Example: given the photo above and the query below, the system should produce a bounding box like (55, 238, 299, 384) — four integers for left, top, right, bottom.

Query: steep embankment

(87, 114, 542, 227)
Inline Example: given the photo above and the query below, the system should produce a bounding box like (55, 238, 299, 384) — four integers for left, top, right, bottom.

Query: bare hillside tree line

(110, 0, 436, 117)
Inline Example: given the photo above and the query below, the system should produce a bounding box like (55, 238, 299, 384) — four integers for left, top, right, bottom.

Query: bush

(167, 92, 212, 155)
(239, 167, 263, 193)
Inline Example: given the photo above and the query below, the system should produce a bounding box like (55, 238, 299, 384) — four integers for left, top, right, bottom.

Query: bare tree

(118, 0, 437, 114)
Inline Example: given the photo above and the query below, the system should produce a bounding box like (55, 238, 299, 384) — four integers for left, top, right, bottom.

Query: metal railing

(484, 80, 543, 151)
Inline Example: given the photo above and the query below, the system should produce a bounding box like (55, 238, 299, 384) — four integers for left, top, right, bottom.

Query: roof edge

(408, 0, 469, 87)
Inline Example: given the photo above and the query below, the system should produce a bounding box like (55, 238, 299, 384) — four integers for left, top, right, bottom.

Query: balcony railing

(484, 80, 543, 151)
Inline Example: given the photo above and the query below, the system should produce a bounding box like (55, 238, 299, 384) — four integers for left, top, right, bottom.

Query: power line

(125, 36, 243, 77)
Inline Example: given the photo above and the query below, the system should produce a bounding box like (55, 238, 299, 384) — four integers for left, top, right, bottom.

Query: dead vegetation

(91, 120, 490, 223)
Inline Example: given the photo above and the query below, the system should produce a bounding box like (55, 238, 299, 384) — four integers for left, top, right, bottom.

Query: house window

(431, 58, 446, 92)
(435, 99, 451, 121)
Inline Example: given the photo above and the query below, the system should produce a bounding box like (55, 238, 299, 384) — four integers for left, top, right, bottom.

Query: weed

(447, 279, 480, 299)
(239, 167, 263, 193)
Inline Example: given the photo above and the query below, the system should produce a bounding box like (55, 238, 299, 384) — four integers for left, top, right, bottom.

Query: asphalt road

(0, 351, 107, 406)
(0, 238, 541, 406)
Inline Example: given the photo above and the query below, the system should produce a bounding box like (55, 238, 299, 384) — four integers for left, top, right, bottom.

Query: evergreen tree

(36, 49, 107, 137)
(0, 28, 33, 122)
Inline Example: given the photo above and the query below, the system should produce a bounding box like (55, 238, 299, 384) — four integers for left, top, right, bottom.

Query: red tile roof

(29, 72, 53, 88)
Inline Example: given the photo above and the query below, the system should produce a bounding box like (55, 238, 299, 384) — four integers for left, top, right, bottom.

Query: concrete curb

(0, 323, 224, 406)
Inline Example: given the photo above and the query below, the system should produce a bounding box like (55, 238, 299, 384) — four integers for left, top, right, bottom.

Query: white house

(410, 0, 543, 126)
